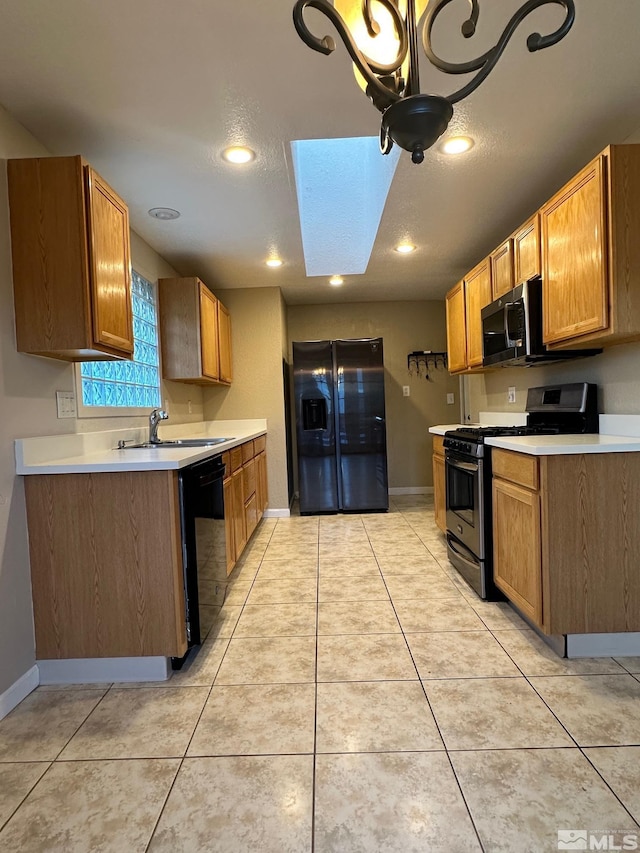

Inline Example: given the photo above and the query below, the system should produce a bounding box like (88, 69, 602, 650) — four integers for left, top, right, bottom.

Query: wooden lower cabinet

(223, 475, 235, 576)
(24, 470, 187, 660)
(231, 467, 247, 559)
(432, 435, 446, 533)
(256, 450, 268, 516)
(492, 448, 640, 634)
(492, 477, 542, 625)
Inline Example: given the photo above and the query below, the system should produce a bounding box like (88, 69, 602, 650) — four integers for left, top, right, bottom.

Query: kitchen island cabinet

(491, 447, 640, 635)
(22, 431, 267, 660)
(25, 469, 187, 660)
(8, 155, 133, 361)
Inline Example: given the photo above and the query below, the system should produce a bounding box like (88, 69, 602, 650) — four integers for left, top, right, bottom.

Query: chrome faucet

(149, 408, 168, 444)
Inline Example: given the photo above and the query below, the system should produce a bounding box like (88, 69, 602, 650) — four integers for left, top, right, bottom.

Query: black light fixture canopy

(293, 0, 576, 163)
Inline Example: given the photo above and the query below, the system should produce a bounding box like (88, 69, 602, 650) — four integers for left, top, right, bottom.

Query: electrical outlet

(188, 399, 192, 415)
(403, 386, 410, 397)
(508, 386, 516, 404)
(56, 390, 76, 419)
(447, 393, 455, 405)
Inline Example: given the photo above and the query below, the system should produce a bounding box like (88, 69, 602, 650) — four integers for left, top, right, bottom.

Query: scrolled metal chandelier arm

(292, 0, 409, 110)
(422, 0, 576, 105)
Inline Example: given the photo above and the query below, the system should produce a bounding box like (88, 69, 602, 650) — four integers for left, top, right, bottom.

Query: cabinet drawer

(242, 440, 254, 464)
(492, 449, 539, 490)
(254, 434, 266, 455)
(243, 458, 256, 498)
(230, 446, 243, 473)
(433, 435, 445, 457)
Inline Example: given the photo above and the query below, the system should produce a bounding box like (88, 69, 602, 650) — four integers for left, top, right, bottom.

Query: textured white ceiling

(0, 1, 640, 304)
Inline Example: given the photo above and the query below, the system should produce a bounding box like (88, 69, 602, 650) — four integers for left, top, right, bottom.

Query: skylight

(291, 136, 400, 277)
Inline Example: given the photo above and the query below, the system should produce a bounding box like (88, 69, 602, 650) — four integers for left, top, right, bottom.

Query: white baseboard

(263, 508, 291, 518)
(0, 665, 39, 721)
(566, 632, 640, 658)
(38, 656, 170, 684)
(389, 487, 433, 496)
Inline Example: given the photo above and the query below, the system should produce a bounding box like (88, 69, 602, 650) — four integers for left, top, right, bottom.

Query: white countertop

(486, 433, 640, 455)
(15, 419, 267, 474)
(429, 414, 640, 454)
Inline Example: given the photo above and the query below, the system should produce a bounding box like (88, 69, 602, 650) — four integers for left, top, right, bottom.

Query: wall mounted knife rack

(407, 351, 448, 379)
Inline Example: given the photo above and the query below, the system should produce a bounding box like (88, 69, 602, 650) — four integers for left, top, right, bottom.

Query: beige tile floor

(1, 494, 640, 852)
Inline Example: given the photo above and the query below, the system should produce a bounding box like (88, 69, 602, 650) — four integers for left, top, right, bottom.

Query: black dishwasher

(176, 454, 227, 664)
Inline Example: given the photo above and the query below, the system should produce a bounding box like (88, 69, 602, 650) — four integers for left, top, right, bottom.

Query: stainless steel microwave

(481, 278, 601, 367)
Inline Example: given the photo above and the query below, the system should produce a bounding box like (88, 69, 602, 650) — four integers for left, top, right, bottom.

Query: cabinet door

(231, 468, 247, 559)
(541, 155, 608, 344)
(85, 167, 134, 355)
(445, 281, 467, 373)
(492, 478, 542, 626)
(256, 450, 268, 517)
(465, 259, 492, 368)
(514, 214, 540, 284)
(199, 284, 220, 380)
(245, 493, 258, 540)
(432, 452, 446, 533)
(218, 301, 233, 383)
(224, 477, 236, 576)
(490, 239, 514, 299)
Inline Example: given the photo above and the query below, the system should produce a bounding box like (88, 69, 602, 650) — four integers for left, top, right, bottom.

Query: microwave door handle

(504, 302, 519, 348)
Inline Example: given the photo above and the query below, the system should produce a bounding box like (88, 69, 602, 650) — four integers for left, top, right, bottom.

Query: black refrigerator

(293, 338, 388, 514)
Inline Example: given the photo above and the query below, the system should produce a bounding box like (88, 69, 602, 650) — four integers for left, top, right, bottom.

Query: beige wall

(0, 107, 201, 696)
(287, 301, 458, 490)
(203, 287, 289, 510)
(466, 341, 640, 420)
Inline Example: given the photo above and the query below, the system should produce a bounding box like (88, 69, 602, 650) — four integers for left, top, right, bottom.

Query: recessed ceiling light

(222, 146, 256, 164)
(265, 258, 283, 268)
(329, 275, 344, 286)
(148, 207, 180, 220)
(440, 136, 474, 155)
(395, 243, 416, 254)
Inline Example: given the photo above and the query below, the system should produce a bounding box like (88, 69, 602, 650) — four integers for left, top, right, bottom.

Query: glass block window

(80, 270, 161, 409)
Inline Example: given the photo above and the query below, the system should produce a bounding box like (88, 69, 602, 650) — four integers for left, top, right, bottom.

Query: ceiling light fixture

(148, 207, 180, 220)
(329, 275, 344, 286)
(266, 258, 284, 267)
(395, 242, 416, 254)
(440, 135, 475, 155)
(293, 0, 575, 164)
(222, 146, 256, 164)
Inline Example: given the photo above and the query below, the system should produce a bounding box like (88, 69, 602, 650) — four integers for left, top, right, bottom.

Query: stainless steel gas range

(443, 383, 598, 600)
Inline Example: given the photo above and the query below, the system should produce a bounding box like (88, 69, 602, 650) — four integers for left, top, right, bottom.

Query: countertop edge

(16, 428, 267, 475)
(485, 434, 640, 455)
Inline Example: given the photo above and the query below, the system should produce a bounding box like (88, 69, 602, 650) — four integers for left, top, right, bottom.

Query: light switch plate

(403, 386, 410, 397)
(56, 390, 76, 418)
(508, 386, 516, 404)
(447, 393, 455, 405)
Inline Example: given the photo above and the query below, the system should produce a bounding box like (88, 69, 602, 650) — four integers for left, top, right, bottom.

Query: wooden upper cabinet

(199, 284, 220, 380)
(464, 258, 492, 368)
(86, 168, 134, 355)
(158, 277, 232, 385)
(541, 154, 608, 345)
(217, 300, 233, 383)
(445, 280, 467, 374)
(7, 155, 133, 361)
(490, 239, 514, 299)
(542, 144, 640, 349)
(513, 214, 541, 284)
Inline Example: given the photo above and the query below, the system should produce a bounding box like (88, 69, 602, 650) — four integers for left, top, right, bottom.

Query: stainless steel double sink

(121, 437, 234, 450)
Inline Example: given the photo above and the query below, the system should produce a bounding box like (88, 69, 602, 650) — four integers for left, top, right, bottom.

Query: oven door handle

(446, 458, 479, 474)
(447, 534, 480, 569)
